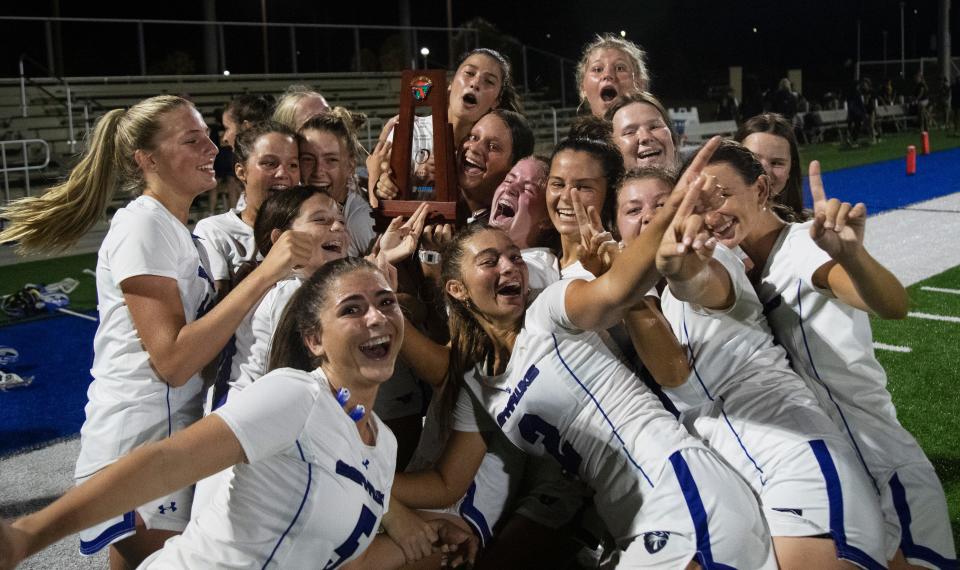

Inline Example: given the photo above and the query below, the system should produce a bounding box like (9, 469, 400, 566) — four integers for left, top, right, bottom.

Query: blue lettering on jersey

(157, 501, 177, 515)
(324, 504, 377, 569)
(518, 413, 582, 475)
(194, 264, 216, 320)
(644, 531, 670, 554)
(335, 460, 384, 506)
(496, 365, 540, 427)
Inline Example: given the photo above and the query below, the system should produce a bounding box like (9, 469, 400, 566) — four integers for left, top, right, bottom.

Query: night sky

(2, 1, 955, 103)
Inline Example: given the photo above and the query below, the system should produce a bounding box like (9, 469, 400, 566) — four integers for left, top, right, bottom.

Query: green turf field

(802, 130, 960, 173)
(0, 252, 98, 325)
(872, 265, 960, 545)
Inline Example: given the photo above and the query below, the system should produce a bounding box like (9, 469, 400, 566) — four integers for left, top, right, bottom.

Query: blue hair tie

(335, 387, 351, 407)
(348, 404, 366, 422)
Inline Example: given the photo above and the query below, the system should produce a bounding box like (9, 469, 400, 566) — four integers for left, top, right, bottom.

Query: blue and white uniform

(660, 245, 886, 568)
(755, 222, 956, 568)
(193, 208, 257, 285)
(145, 367, 396, 569)
(461, 280, 776, 568)
(76, 195, 215, 554)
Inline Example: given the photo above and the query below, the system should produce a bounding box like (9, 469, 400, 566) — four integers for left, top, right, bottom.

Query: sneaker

(0, 371, 34, 391)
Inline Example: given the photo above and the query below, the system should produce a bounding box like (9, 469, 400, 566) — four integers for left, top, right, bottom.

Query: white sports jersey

(559, 259, 595, 281)
(756, 223, 928, 475)
(343, 192, 376, 257)
(522, 247, 561, 291)
(463, 280, 713, 541)
(77, 195, 215, 479)
(756, 222, 956, 566)
(148, 367, 396, 569)
(193, 209, 257, 283)
(660, 245, 886, 565)
(76, 196, 215, 552)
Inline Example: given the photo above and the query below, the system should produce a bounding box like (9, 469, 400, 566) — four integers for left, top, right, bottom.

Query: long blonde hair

(0, 95, 191, 253)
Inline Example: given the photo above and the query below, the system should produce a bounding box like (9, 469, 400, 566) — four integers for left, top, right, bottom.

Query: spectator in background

(878, 78, 897, 106)
(740, 75, 765, 120)
(912, 71, 931, 132)
(716, 87, 741, 123)
(845, 79, 867, 146)
(770, 78, 798, 121)
(936, 75, 951, 129)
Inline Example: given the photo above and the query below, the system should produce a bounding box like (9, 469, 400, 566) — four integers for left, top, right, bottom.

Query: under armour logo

(772, 507, 803, 517)
(157, 501, 177, 514)
(644, 531, 670, 554)
(362, 459, 370, 469)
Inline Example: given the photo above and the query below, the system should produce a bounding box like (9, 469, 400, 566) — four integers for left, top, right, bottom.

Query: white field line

(873, 342, 912, 353)
(920, 286, 960, 295)
(908, 311, 960, 323)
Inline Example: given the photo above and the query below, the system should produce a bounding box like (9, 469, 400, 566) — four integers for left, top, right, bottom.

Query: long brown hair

(735, 113, 806, 221)
(268, 257, 379, 372)
(0, 95, 191, 252)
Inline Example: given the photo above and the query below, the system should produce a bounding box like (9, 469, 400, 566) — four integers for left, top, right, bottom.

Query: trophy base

(374, 200, 458, 231)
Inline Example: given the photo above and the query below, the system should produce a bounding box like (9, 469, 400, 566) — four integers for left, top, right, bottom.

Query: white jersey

(77, 195, 215, 479)
(522, 247, 560, 291)
(461, 280, 704, 542)
(193, 209, 257, 283)
(755, 222, 928, 479)
(148, 367, 396, 569)
(343, 192, 376, 257)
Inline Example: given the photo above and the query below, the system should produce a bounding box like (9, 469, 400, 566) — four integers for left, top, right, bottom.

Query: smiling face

(616, 177, 672, 244)
(299, 129, 354, 204)
(741, 132, 791, 197)
(236, 132, 299, 213)
(581, 48, 641, 118)
(546, 150, 608, 238)
(489, 157, 549, 249)
(287, 192, 349, 275)
(146, 105, 219, 197)
(458, 113, 514, 210)
(309, 269, 403, 387)
(447, 229, 529, 329)
(449, 53, 504, 123)
(612, 102, 676, 171)
(702, 162, 769, 249)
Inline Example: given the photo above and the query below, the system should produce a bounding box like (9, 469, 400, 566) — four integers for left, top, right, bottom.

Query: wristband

(419, 250, 441, 265)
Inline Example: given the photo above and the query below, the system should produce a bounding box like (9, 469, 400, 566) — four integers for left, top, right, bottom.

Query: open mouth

(463, 92, 478, 106)
(197, 163, 215, 173)
(268, 184, 291, 193)
(555, 206, 575, 221)
(320, 240, 342, 253)
(462, 156, 485, 175)
(359, 335, 392, 359)
(637, 148, 662, 160)
(600, 86, 618, 102)
(496, 281, 522, 297)
(494, 199, 516, 221)
(710, 218, 736, 239)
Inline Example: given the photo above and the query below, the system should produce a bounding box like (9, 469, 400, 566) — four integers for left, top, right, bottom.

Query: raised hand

(258, 230, 313, 281)
(366, 117, 398, 207)
(378, 203, 430, 264)
(420, 223, 454, 253)
(656, 173, 717, 279)
(660, 136, 723, 220)
(572, 189, 619, 277)
(808, 160, 867, 262)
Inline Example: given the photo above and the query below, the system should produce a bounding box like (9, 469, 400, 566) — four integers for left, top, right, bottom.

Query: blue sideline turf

(0, 313, 96, 456)
(806, 147, 960, 213)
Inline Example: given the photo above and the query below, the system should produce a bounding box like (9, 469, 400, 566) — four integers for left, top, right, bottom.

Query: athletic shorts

(617, 447, 777, 569)
(77, 471, 193, 555)
(880, 461, 958, 569)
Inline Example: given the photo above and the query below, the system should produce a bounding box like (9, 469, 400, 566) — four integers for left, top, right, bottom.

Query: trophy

(377, 69, 459, 225)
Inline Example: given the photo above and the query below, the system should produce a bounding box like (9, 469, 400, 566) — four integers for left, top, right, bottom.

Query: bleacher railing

(0, 139, 50, 204)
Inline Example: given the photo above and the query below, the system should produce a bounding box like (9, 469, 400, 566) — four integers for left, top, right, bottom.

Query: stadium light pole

(900, 1, 906, 78)
(421, 47, 430, 69)
(261, 0, 270, 74)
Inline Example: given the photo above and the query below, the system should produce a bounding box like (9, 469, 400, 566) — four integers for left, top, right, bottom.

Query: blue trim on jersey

(550, 334, 653, 487)
(165, 385, 172, 437)
(796, 279, 879, 494)
(211, 335, 238, 411)
(681, 309, 767, 486)
(668, 451, 736, 570)
(263, 440, 312, 569)
(79, 511, 136, 555)
(809, 440, 886, 570)
(889, 472, 959, 569)
(458, 482, 493, 548)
